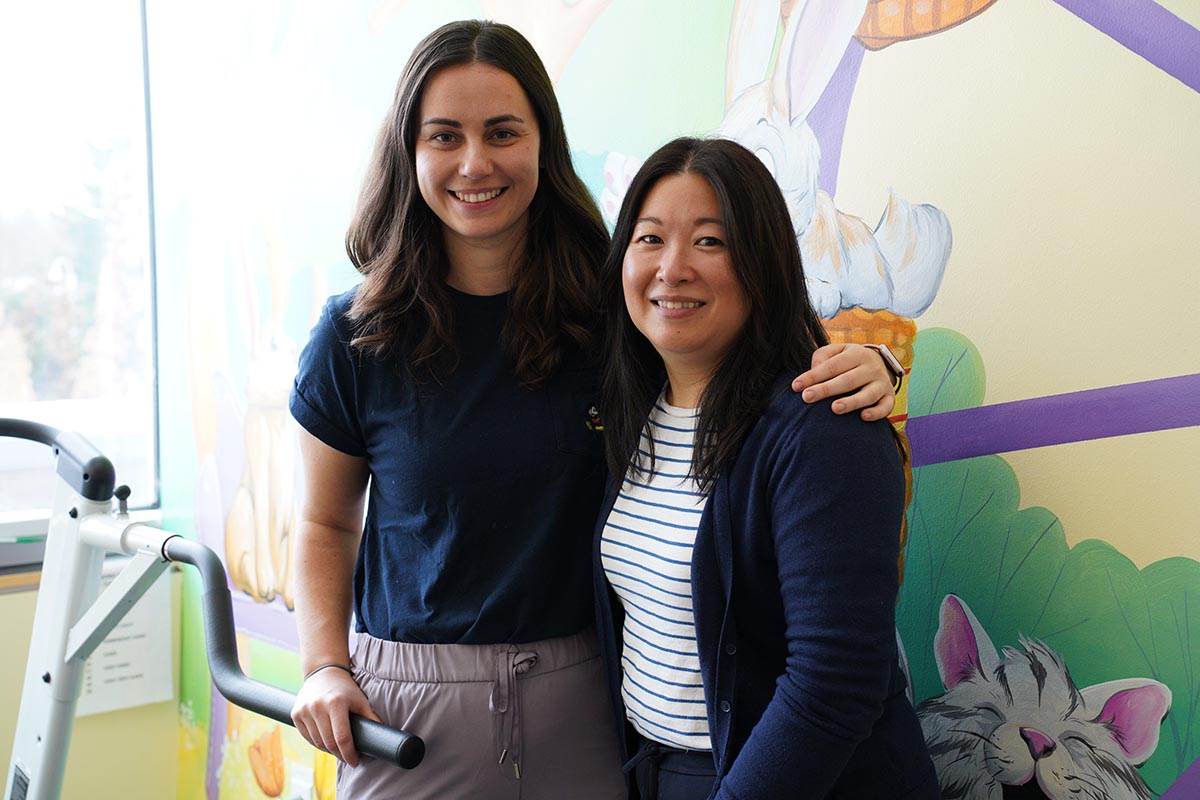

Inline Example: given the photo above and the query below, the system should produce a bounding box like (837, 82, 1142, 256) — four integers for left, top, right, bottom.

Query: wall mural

(917, 594, 1171, 800)
(901, 328, 1198, 797)
(146, 0, 1200, 797)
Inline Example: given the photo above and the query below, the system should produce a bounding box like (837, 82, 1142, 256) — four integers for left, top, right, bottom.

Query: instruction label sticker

(76, 558, 174, 717)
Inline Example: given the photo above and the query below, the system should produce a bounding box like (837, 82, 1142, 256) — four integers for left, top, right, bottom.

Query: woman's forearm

(294, 519, 359, 673)
(292, 427, 369, 673)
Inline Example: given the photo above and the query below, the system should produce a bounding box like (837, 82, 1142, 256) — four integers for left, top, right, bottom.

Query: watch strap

(864, 344, 904, 391)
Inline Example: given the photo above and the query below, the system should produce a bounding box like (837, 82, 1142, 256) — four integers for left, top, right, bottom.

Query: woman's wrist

(863, 344, 904, 391)
(304, 662, 353, 681)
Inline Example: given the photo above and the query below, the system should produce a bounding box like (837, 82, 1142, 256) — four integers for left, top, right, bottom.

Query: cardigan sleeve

(717, 408, 906, 799)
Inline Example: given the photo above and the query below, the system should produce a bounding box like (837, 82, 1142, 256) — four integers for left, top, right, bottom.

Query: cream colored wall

(836, 0, 1200, 566)
(1, 572, 179, 800)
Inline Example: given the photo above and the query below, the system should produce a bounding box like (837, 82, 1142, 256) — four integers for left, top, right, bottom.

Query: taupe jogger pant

(337, 628, 626, 799)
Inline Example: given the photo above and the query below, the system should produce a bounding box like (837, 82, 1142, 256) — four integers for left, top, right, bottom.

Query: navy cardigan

(593, 384, 938, 799)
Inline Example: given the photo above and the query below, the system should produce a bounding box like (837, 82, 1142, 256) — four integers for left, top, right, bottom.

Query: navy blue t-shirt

(289, 286, 605, 644)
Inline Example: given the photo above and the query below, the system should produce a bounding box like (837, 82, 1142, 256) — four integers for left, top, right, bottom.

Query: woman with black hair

(595, 137, 937, 799)
(288, 21, 902, 799)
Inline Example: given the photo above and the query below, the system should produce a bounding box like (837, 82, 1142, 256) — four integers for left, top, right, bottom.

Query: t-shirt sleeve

(289, 295, 367, 457)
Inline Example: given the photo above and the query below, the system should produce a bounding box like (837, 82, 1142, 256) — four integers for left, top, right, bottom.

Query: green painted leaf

(907, 327, 985, 417)
(899, 456, 1200, 794)
(898, 328, 1199, 792)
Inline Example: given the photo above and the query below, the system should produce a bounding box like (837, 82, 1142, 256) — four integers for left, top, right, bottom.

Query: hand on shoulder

(791, 343, 898, 421)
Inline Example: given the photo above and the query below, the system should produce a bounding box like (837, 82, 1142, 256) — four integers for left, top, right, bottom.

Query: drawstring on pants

(623, 739, 667, 799)
(489, 645, 538, 778)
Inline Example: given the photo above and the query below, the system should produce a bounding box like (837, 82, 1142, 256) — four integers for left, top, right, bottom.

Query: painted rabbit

(223, 236, 299, 609)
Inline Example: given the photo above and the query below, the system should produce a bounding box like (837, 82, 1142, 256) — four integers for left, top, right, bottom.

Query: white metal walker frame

(1, 419, 423, 800)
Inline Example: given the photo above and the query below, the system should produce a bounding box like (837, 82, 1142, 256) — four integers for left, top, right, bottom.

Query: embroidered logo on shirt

(585, 404, 604, 431)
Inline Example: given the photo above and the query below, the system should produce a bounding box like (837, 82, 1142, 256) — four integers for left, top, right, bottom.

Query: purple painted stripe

(230, 591, 299, 651)
(1052, 0, 1200, 92)
(806, 39, 865, 198)
(907, 374, 1200, 467)
(206, 684, 223, 800)
(1163, 755, 1200, 799)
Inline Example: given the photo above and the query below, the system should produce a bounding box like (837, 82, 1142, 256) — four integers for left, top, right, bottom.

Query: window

(0, 0, 157, 563)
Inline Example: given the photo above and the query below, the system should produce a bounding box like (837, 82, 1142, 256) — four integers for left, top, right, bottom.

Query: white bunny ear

(1081, 679, 1172, 765)
(934, 594, 1000, 690)
(777, 0, 868, 122)
(725, 0, 781, 108)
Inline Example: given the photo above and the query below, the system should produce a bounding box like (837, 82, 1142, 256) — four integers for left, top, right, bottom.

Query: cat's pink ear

(934, 594, 1000, 690)
(1082, 679, 1172, 765)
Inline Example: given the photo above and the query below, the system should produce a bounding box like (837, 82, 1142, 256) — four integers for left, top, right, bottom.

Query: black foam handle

(163, 536, 425, 769)
(0, 417, 115, 501)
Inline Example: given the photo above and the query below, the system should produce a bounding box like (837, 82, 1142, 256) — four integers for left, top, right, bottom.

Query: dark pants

(625, 733, 718, 800)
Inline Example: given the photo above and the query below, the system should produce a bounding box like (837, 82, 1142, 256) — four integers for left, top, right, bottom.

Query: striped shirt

(599, 396, 711, 751)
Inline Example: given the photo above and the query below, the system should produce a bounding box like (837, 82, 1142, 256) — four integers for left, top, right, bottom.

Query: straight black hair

(600, 137, 830, 491)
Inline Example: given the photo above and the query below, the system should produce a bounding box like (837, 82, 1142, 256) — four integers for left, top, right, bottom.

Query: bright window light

(0, 0, 158, 534)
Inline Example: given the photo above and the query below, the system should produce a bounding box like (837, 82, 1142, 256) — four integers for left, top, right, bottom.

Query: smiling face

(622, 172, 751, 399)
(414, 62, 541, 265)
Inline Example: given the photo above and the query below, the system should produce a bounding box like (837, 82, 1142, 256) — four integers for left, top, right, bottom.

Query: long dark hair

(600, 137, 830, 491)
(345, 20, 607, 385)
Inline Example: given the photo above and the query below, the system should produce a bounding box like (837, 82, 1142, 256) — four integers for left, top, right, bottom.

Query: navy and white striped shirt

(599, 396, 711, 751)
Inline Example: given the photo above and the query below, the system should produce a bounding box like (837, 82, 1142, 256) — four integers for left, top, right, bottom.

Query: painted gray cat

(915, 594, 1171, 800)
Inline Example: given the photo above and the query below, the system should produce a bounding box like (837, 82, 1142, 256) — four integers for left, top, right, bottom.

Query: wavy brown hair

(345, 20, 607, 385)
(600, 137, 831, 492)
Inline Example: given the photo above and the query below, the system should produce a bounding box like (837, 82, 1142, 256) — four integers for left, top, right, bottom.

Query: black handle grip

(163, 536, 425, 769)
(0, 417, 115, 501)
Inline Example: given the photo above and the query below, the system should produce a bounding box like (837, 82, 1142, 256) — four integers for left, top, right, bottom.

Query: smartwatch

(864, 344, 904, 391)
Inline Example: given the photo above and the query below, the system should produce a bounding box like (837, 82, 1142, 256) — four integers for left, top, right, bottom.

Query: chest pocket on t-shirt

(549, 371, 604, 458)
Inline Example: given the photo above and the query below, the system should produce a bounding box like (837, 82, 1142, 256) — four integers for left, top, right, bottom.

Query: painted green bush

(898, 328, 1200, 793)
